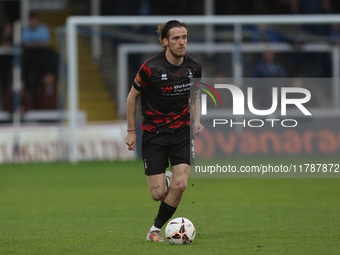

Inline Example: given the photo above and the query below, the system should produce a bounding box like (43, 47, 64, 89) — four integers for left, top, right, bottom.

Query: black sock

(153, 201, 177, 229)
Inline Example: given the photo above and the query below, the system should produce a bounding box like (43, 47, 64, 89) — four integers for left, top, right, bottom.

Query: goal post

(66, 14, 340, 163)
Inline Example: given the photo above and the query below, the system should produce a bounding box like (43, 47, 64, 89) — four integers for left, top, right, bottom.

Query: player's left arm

(190, 89, 204, 136)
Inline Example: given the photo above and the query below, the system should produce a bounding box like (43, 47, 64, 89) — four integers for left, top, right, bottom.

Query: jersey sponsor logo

(161, 83, 191, 95)
(161, 85, 173, 93)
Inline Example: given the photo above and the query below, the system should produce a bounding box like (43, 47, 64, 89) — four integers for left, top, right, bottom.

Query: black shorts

(142, 127, 193, 176)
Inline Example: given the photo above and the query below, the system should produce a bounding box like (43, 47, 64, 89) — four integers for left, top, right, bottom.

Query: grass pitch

(1, 158, 340, 255)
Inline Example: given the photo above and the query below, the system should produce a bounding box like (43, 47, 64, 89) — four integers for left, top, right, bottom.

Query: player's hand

(124, 132, 136, 151)
(193, 121, 204, 137)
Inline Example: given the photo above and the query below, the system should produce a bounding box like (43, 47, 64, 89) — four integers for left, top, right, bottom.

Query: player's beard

(169, 46, 186, 59)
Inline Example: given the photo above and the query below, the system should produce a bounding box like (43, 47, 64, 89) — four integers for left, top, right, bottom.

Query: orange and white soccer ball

(165, 217, 196, 244)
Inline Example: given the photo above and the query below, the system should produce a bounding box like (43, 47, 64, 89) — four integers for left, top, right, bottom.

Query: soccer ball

(165, 217, 196, 244)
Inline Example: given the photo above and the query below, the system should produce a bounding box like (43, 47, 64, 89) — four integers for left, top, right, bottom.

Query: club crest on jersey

(161, 73, 168, 80)
(187, 69, 193, 78)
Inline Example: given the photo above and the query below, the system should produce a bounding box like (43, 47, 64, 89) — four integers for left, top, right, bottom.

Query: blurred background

(0, 0, 340, 163)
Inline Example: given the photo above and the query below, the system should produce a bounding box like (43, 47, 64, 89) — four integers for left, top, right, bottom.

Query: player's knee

(150, 190, 165, 201)
(179, 181, 187, 192)
(172, 180, 187, 194)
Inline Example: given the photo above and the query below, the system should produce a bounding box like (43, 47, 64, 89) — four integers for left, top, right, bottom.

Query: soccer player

(124, 20, 204, 242)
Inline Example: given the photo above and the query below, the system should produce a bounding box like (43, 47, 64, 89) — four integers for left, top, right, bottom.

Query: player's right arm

(124, 86, 141, 151)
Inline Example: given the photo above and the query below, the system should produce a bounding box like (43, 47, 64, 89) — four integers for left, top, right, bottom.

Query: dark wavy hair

(157, 20, 187, 51)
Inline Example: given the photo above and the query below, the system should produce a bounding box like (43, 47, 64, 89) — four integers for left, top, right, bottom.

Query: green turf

(1, 159, 340, 255)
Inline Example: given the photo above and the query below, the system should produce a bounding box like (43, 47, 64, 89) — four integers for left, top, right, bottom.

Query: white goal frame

(66, 14, 340, 163)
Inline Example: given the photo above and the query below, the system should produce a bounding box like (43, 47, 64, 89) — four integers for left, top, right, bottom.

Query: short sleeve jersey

(133, 51, 202, 132)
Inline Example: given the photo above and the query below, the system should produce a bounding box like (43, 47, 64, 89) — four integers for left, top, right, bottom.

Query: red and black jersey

(133, 51, 202, 132)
